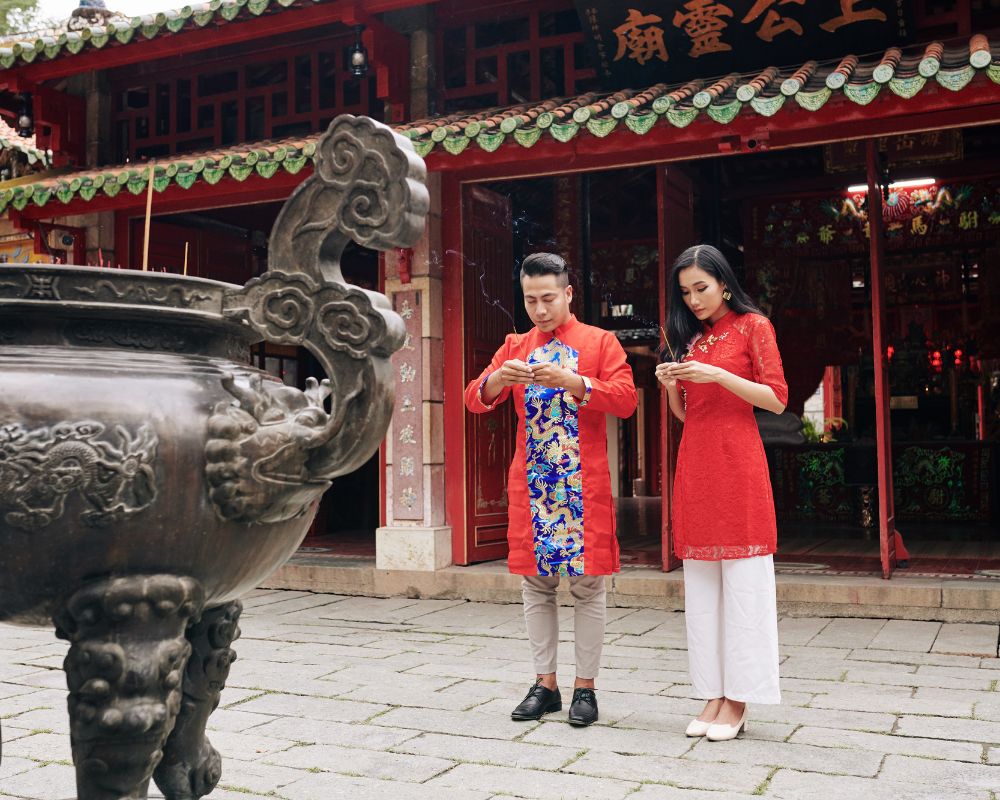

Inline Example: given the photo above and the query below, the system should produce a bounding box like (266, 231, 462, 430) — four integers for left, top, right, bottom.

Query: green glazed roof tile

(513, 126, 542, 147)
(7, 36, 997, 214)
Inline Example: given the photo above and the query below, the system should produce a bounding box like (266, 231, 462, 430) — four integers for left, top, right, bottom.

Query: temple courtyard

(1, 589, 998, 799)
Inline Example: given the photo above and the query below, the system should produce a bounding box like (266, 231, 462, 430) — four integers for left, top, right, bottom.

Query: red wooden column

(657, 166, 695, 572)
(865, 140, 898, 579)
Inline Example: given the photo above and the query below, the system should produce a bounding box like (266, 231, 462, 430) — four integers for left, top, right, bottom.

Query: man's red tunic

(465, 315, 637, 576)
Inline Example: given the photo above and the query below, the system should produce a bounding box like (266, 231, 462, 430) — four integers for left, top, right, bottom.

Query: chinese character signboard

(575, 1, 909, 86)
(824, 131, 963, 174)
(748, 178, 1000, 257)
(392, 291, 424, 521)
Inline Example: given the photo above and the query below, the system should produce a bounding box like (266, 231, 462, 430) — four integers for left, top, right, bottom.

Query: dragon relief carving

(211, 114, 426, 523)
(0, 421, 157, 531)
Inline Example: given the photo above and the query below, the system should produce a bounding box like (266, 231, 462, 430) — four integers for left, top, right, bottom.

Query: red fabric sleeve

(749, 316, 789, 407)
(583, 332, 638, 418)
(464, 334, 513, 413)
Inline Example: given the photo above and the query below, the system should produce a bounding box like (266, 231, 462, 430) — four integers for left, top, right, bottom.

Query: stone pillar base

(376, 526, 452, 571)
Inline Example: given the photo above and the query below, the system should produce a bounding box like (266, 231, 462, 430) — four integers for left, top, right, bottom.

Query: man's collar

(552, 314, 578, 339)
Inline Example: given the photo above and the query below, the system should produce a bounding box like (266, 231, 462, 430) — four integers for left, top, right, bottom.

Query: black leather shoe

(511, 682, 562, 720)
(568, 688, 598, 726)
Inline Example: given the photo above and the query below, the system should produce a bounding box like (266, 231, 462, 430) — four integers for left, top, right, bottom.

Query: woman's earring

(722, 289, 732, 301)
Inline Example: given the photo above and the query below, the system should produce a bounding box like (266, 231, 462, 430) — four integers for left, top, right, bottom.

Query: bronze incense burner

(0, 115, 427, 799)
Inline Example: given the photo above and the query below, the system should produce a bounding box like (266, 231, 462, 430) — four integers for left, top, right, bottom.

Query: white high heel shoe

(705, 705, 748, 741)
(685, 717, 715, 737)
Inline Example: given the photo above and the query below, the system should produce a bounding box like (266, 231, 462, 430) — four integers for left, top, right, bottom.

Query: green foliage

(0, 0, 51, 36)
(800, 415, 848, 444)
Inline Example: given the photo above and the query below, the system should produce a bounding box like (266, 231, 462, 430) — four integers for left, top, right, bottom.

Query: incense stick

(659, 325, 676, 361)
(183, 241, 189, 276)
(141, 164, 154, 272)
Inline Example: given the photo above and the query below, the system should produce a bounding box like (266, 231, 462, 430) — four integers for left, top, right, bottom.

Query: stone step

(261, 559, 1000, 624)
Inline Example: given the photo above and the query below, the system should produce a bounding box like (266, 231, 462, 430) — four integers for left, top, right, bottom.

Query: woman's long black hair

(663, 244, 762, 361)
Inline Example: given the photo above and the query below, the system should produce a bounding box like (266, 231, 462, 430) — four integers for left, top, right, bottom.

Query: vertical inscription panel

(392, 290, 424, 521)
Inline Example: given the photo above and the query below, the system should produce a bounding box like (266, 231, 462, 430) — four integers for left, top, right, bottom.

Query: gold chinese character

(399, 299, 414, 320)
(401, 487, 417, 508)
(400, 363, 416, 383)
(613, 8, 669, 65)
(402, 332, 416, 351)
(895, 134, 916, 151)
(911, 215, 928, 235)
(399, 456, 415, 477)
(741, 0, 804, 42)
(673, 0, 733, 57)
(820, 0, 886, 33)
(401, 396, 416, 413)
(399, 424, 417, 445)
(959, 211, 979, 230)
(819, 225, 835, 245)
(919, 131, 942, 147)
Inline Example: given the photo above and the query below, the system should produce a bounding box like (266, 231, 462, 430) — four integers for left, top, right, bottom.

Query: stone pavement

(1, 590, 998, 799)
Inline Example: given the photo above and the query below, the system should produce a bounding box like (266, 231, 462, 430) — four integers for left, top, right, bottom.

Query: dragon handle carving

(208, 115, 428, 523)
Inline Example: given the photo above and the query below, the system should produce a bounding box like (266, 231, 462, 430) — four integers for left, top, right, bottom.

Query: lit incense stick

(141, 164, 154, 271)
(659, 325, 676, 362)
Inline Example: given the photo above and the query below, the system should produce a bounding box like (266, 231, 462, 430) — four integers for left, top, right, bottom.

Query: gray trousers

(521, 575, 607, 680)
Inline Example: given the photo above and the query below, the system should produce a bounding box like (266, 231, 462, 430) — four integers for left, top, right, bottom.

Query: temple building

(3, 0, 999, 603)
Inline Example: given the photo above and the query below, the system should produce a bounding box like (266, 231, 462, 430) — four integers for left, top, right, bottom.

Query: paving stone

(987, 746, 999, 765)
(0, 732, 72, 763)
(628, 788, 761, 800)
(683, 736, 883, 776)
(806, 618, 887, 649)
(234, 692, 387, 723)
(206, 708, 279, 733)
(427, 762, 639, 800)
(264, 742, 455, 780)
(522, 718, 694, 757)
(249, 716, 420, 749)
(278, 771, 495, 800)
(604, 608, 677, 635)
(869, 620, 942, 652)
(849, 648, 985, 668)
(809, 687, 975, 718)
(788, 725, 985, 763)
(2, 706, 69, 734)
(563, 750, 769, 793)
(215, 758, 310, 793)
(895, 714, 1000, 744)
(391, 731, 579, 769)
(843, 665, 993, 691)
(764, 769, 987, 800)
(0, 756, 36, 779)
(932, 624, 999, 658)
(204, 728, 298, 762)
(777, 616, 830, 645)
(375, 706, 543, 740)
(0, 763, 78, 799)
(879, 753, 1000, 791)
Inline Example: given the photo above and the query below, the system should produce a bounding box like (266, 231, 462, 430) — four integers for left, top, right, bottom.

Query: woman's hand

(654, 362, 678, 390)
(660, 361, 724, 385)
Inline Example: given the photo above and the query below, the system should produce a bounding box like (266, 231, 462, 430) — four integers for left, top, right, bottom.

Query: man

(464, 252, 637, 727)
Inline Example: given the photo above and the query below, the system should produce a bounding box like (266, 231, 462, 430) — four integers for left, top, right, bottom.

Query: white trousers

(522, 575, 606, 680)
(683, 555, 781, 704)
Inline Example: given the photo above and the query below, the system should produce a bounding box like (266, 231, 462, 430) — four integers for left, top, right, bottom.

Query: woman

(655, 244, 787, 742)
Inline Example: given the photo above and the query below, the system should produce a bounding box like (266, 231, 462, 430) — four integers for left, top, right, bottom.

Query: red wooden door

(462, 185, 515, 564)
(657, 166, 695, 572)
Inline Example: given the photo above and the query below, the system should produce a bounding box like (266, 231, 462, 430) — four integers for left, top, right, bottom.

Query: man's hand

(497, 359, 535, 387)
(529, 362, 571, 389)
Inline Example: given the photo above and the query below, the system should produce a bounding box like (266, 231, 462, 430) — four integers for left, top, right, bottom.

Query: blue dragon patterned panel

(525, 338, 584, 576)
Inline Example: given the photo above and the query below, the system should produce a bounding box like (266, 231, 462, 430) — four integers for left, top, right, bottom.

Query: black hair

(664, 244, 762, 361)
(520, 252, 570, 287)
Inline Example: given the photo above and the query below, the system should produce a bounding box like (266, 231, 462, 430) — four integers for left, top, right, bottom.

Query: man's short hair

(520, 252, 570, 287)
